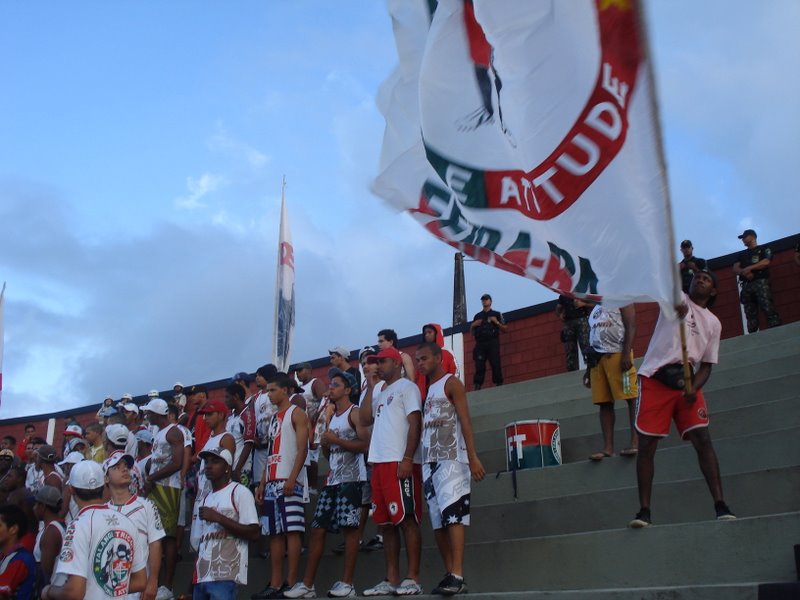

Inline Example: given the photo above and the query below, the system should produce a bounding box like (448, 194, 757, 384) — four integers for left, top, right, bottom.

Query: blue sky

(1, 1, 798, 419)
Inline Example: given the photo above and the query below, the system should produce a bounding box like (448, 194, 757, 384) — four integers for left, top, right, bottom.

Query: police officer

(732, 229, 781, 333)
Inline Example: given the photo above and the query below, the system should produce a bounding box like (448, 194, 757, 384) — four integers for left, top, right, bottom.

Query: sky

(1, 1, 798, 419)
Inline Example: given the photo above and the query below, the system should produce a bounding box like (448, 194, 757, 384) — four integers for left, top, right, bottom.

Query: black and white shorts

(423, 461, 471, 530)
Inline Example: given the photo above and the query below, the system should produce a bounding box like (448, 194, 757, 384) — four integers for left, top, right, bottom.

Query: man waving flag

(373, 0, 679, 310)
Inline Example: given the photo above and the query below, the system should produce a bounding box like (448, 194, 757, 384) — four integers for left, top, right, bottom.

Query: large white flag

(0, 282, 5, 409)
(373, 0, 677, 308)
(272, 184, 295, 372)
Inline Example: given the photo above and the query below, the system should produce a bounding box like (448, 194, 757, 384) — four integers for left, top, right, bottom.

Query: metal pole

(453, 252, 467, 327)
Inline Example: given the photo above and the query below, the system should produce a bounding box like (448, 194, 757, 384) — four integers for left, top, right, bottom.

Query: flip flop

(589, 452, 613, 461)
(620, 448, 639, 456)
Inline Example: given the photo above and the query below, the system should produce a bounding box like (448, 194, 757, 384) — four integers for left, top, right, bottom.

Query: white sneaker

(155, 587, 174, 600)
(283, 582, 317, 598)
(328, 581, 356, 598)
(362, 580, 396, 596)
(395, 578, 423, 596)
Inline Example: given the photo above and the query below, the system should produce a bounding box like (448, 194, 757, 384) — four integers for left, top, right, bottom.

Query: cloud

(174, 173, 226, 210)
(209, 123, 271, 170)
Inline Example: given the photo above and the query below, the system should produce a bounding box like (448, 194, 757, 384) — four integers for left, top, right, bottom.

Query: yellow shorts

(590, 352, 637, 404)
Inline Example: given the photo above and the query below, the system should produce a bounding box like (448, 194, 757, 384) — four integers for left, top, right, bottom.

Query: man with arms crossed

(361, 347, 423, 596)
(415, 342, 485, 596)
(630, 268, 736, 527)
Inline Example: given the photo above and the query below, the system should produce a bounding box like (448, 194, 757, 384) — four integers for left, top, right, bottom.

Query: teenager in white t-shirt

(192, 447, 259, 597)
(629, 269, 736, 528)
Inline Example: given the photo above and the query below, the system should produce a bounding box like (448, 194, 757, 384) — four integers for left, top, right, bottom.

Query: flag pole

(635, 1, 693, 394)
(272, 176, 287, 368)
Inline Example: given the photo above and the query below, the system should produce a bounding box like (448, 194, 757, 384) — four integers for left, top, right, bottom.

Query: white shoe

(395, 578, 423, 596)
(328, 581, 356, 598)
(283, 582, 316, 598)
(362, 580, 396, 596)
(155, 586, 174, 600)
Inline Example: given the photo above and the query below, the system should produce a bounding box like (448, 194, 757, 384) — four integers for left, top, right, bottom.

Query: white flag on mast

(373, 0, 677, 310)
(272, 182, 295, 372)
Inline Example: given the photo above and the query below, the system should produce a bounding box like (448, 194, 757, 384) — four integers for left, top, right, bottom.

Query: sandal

(620, 447, 639, 456)
(589, 451, 613, 461)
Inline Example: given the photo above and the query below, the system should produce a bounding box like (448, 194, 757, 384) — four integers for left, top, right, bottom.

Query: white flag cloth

(272, 194, 295, 372)
(0, 282, 5, 408)
(373, 0, 676, 309)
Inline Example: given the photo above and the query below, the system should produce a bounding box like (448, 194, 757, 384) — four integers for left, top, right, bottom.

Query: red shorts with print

(370, 462, 422, 526)
(635, 376, 709, 439)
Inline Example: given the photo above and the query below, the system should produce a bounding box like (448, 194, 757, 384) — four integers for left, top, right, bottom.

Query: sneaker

(361, 534, 383, 552)
(437, 574, 468, 596)
(715, 501, 737, 521)
(431, 574, 450, 595)
(251, 586, 285, 600)
(155, 586, 174, 600)
(283, 582, 317, 598)
(327, 581, 356, 598)
(362, 580, 397, 596)
(629, 508, 652, 528)
(395, 578, 423, 596)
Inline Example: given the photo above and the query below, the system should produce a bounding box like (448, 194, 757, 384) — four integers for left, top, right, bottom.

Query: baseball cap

(68, 460, 105, 490)
(358, 346, 376, 360)
(148, 389, 159, 398)
(738, 229, 757, 239)
(120, 403, 139, 414)
(103, 451, 135, 473)
(694, 265, 719, 287)
(481, 293, 492, 301)
(366, 347, 402, 364)
(142, 398, 169, 415)
(135, 429, 154, 445)
(35, 485, 62, 509)
(105, 424, 130, 446)
(188, 384, 207, 395)
(293, 362, 312, 372)
(59, 451, 85, 466)
(36, 445, 58, 463)
(63, 424, 83, 437)
(173, 382, 184, 390)
(199, 399, 229, 414)
(104, 394, 114, 401)
(66, 438, 87, 453)
(121, 393, 133, 401)
(231, 372, 251, 384)
(199, 446, 233, 466)
(0, 449, 15, 460)
(328, 368, 357, 389)
(680, 239, 692, 248)
(328, 346, 350, 359)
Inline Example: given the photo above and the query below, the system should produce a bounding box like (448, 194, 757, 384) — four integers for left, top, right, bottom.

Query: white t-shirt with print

(367, 378, 422, 464)
(639, 293, 721, 377)
(588, 306, 627, 354)
(193, 481, 258, 586)
(54, 504, 147, 600)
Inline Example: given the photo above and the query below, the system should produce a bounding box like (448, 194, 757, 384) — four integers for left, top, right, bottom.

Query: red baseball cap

(199, 400, 229, 415)
(366, 347, 402, 364)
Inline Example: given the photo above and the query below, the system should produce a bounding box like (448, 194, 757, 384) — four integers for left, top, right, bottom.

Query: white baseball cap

(64, 424, 83, 437)
(121, 393, 133, 401)
(68, 460, 105, 490)
(102, 451, 135, 473)
(142, 398, 169, 416)
(105, 424, 130, 446)
(199, 447, 233, 466)
(120, 403, 139, 414)
(59, 451, 85, 467)
(148, 389, 159, 398)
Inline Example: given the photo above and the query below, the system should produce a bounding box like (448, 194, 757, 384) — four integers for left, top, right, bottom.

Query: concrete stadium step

(227, 511, 800, 596)
(424, 465, 799, 544)
(472, 425, 800, 505)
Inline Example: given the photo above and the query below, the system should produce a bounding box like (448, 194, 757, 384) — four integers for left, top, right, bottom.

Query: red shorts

(635, 376, 709, 439)
(370, 462, 422, 526)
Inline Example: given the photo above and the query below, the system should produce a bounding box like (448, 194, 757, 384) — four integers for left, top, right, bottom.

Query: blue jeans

(193, 580, 238, 600)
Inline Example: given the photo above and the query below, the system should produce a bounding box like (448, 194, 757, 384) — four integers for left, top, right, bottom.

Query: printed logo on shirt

(93, 529, 135, 597)
(389, 501, 399, 516)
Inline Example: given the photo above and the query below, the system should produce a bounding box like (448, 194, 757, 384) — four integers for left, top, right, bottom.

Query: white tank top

(150, 424, 181, 488)
(301, 378, 322, 424)
(33, 520, 66, 562)
(327, 405, 367, 485)
(422, 374, 467, 463)
(267, 405, 307, 484)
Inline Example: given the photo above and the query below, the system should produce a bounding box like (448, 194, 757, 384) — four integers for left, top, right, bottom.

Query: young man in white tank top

(296, 362, 327, 496)
(415, 342, 485, 596)
(284, 370, 371, 599)
(252, 374, 310, 600)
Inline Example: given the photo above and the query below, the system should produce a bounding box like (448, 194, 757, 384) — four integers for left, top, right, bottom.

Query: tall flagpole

(635, 0, 693, 394)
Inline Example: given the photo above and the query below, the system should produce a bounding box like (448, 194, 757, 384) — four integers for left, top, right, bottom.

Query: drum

(505, 419, 561, 470)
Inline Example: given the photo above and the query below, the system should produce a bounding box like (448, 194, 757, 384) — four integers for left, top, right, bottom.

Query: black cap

(738, 229, 757, 239)
(680, 240, 692, 248)
(231, 372, 251, 384)
(480, 293, 492, 301)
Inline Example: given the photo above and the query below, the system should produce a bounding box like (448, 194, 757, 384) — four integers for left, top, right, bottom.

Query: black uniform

(679, 255, 707, 293)
(472, 309, 505, 388)
(557, 295, 591, 372)
(736, 245, 781, 332)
